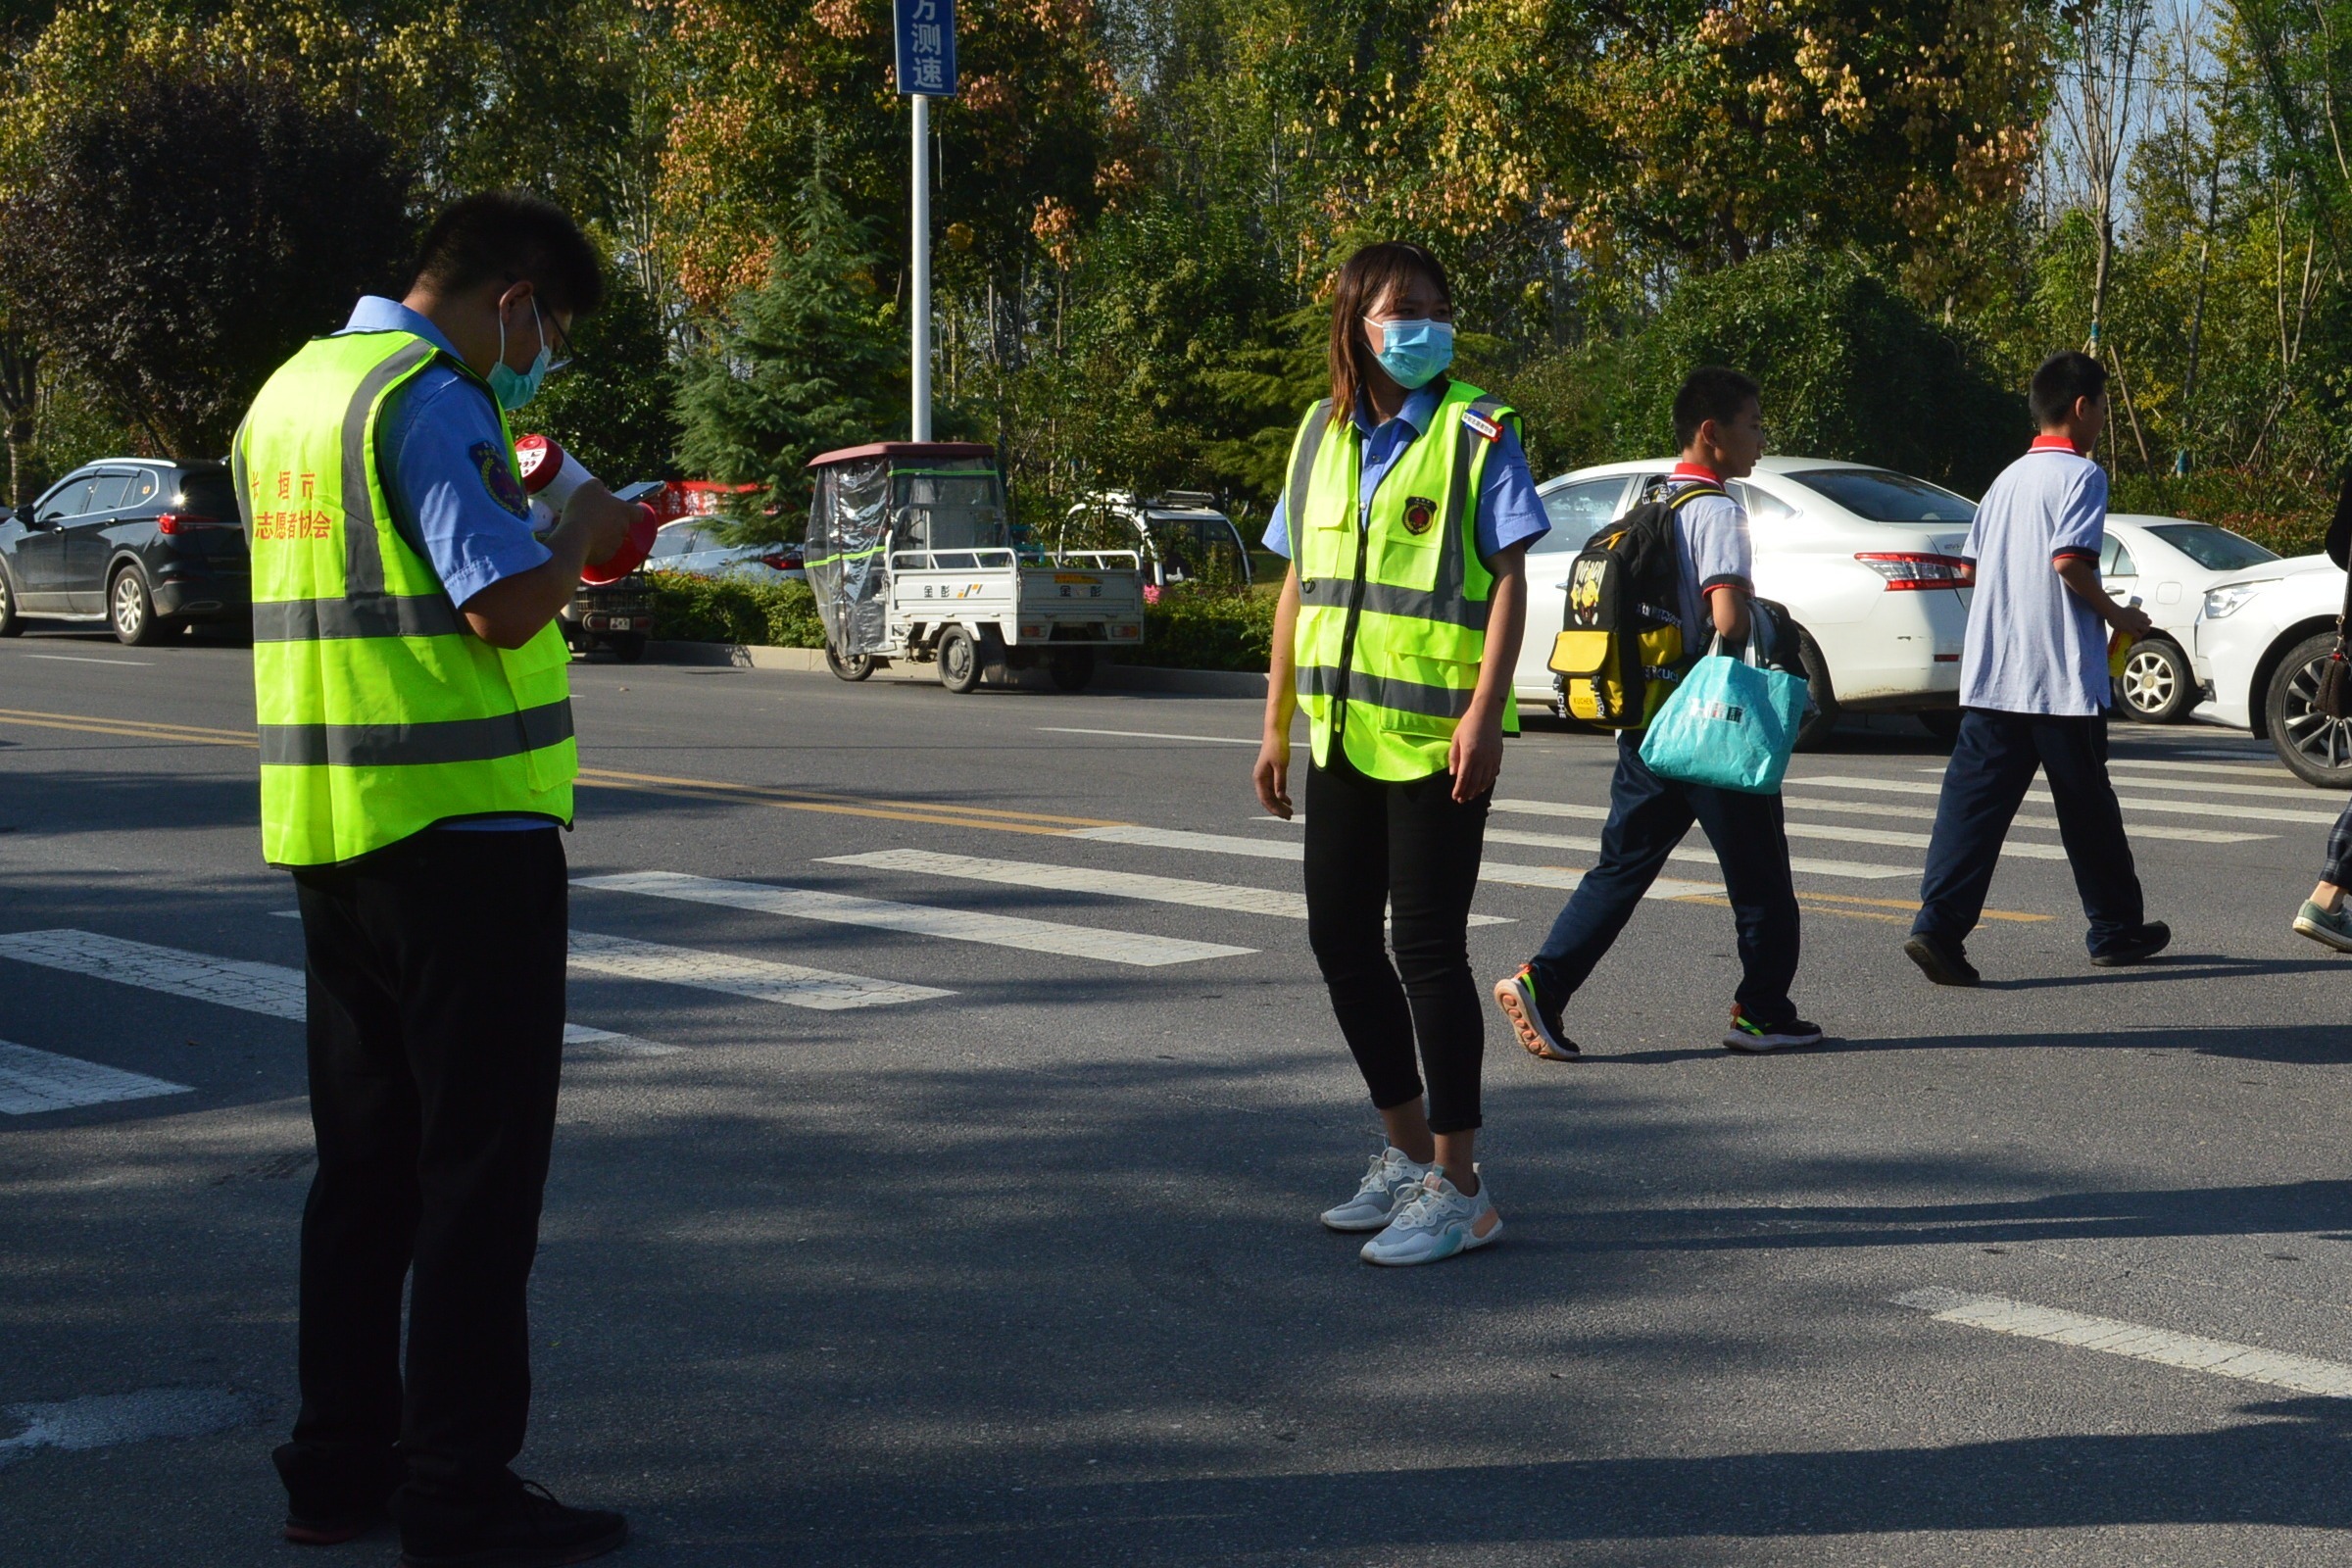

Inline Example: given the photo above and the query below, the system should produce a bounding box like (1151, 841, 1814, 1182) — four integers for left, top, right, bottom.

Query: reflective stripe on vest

(239, 330, 577, 867)
(1286, 381, 1516, 781)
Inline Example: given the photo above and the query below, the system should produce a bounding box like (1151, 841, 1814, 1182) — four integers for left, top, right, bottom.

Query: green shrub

(1114, 585, 1277, 671)
(2108, 467, 2334, 559)
(645, 570, 825, 648)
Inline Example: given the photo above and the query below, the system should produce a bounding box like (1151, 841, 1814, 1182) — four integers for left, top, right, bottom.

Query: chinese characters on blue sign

(895, 0, 956, 96)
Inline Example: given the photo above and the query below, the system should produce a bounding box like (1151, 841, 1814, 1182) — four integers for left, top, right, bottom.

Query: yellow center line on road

(574, 766, 1125, 837)
(0, 707, 259, 747)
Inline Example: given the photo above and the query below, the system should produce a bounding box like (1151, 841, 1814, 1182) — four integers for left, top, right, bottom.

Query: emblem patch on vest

(1402, 496, 1439, 536)
(1460, 409, 1502, 442)
(470, 440, 531, 518)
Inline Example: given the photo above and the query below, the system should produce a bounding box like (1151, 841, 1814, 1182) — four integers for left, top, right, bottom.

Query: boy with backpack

(1494, 366, 1820, 1055)
(1901, 350, 2168, 985)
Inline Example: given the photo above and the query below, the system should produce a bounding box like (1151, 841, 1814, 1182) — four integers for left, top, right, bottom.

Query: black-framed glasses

(544, 308, 575, 374)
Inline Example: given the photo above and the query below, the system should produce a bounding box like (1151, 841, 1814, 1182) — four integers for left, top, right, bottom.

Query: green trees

(672, 160, 906, 531)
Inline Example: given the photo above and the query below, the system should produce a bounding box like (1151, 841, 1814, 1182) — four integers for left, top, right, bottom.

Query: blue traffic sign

(895, 0, 956, 96)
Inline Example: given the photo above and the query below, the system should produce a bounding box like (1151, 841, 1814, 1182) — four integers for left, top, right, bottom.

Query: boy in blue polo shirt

(1903, 351, 2169, 985)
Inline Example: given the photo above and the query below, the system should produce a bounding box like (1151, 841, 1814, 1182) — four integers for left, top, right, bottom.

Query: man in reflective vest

(237, 192, 634, 1567)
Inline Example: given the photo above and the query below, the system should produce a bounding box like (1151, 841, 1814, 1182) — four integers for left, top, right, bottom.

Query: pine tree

(673, 149, 906, 537)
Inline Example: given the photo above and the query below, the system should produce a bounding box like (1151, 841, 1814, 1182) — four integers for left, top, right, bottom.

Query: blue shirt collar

(1351, 380, 1445, 438)
(340, 295, 465, 366)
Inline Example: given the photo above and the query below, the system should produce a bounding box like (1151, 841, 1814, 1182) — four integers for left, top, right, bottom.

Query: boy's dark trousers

(273, 826, 569, 1528)
(1528, 732, 1801, 1024)
(1912, 708, 2144, 954)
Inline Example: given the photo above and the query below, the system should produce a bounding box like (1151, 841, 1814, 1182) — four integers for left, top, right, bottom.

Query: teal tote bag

(1636, 611, 1811, 795)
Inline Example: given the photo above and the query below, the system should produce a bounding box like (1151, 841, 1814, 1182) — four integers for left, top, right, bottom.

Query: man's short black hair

(2029, 351, 2108, 428)
(409, 191, 605, 318)
(1672, 366, 1762, 450)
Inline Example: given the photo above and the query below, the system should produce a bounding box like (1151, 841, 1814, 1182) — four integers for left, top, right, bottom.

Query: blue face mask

(487, 297, 554, 412)
(1368, 318, 1454, 390)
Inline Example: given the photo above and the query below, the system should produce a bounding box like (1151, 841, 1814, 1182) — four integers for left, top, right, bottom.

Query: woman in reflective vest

(1251, 241, 1546, 1267)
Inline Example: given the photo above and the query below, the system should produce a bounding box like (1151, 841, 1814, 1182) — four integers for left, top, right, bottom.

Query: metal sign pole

(911, 93, 931, 442)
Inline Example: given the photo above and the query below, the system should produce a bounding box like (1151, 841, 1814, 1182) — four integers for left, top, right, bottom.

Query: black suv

(0, 460, 247, 644)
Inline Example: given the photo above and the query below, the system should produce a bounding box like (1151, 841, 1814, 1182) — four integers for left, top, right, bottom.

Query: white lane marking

(567, 929, 950, 1010)
(0, 1388, 262, 1470)
(0, 929, 676, 1058)
(1895, 1288, 2352, 1398)
(1796, 774, 2340, 825)
(1072, 824, 1716, 901)
(1916, 763, 2323, 802)
(1483, 825, 1914, 879)
(2107, 757, 2298, 780)
(0, 1040, 192, 1115)
(19, 654, 154, 666)
(575, 871, 1254, 967)
(825, 846, 1509, 926)
(1037, 726, 1259, 745)
(1770, 794, 2271, 845)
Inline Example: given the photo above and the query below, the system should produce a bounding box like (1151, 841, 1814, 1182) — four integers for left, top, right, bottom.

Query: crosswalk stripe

(567, 930, 952, 1010)
(1794, 774, 2341, 825)
(1896, 1288, 2352, 1398)
(0, 929, 677, 1057)
(0, 1039, 192, 1115)
(1071, 825, 1721, 901)
(1915, 763, 2326, 803)
(1483, 824, 1917, 878)
(1767, 794, 2272, 845)
(2107, 757, 2299, 781)
(574, 871, 1255, 966)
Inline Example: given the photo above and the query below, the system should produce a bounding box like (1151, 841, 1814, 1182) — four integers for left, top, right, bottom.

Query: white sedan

(2187, 551, 2348, 785)
(645, 517, 806, 582)
(2097, 514, 2303, 722)
(1524, 458, 1978, 743)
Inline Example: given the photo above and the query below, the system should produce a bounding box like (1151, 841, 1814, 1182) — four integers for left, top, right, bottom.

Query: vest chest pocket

(1370, 497, 1446, 586)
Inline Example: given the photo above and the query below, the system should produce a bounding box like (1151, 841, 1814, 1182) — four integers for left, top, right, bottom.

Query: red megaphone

(514, 434, 657, 584)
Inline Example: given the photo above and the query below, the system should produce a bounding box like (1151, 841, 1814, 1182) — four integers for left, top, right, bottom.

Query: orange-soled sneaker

(1494, 965, 1577, 1061)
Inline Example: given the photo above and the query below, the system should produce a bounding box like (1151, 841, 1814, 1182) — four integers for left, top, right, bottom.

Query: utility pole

(895, 0, 956, 443)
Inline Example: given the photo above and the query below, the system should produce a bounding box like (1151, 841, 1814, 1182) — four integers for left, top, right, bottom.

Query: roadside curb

(640, 641, 1268, 698)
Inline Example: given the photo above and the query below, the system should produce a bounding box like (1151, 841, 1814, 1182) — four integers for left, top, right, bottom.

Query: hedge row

(644, 570, 1281, 673)
(2108, 467, 2333, 560)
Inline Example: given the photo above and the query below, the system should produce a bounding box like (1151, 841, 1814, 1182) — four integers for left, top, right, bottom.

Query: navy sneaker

(1494, 963, 1578, 1060)
(1902, 931, 1980, 988)
(1723, 1005, 1823, 1053)
(2089, 920, 2171, 967)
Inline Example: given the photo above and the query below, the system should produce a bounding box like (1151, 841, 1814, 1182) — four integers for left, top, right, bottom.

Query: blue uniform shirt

(1260, 382, 1549, 564)
(336, 297, 557, 831)
(1958, 443, 2110, 715)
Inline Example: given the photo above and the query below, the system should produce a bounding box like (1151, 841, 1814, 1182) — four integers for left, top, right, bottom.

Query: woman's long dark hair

(1326, 241, 1452, 425)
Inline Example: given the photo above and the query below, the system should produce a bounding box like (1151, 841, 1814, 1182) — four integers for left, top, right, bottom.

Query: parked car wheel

(825, 645, 875, 682)
(1793, 628, 1839, 751)
(1049, 649, 1097, 693)
(602, 632, 647, 662)
(2116, 637, 2196, 722)
(0, 563, 19, 636)
(110, 564, 165, 647)
(2264, 631, 2352, 788)
(937, 625, 983, 693)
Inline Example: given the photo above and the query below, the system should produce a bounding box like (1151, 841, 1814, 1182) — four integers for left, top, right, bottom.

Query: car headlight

(2202, 582, 2260, 619)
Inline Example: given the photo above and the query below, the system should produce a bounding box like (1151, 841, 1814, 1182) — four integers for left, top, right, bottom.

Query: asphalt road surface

(7, 628, 2352, 1566)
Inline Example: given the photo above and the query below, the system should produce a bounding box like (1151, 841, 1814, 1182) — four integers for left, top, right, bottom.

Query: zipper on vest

(1330, 483, 1374, 742)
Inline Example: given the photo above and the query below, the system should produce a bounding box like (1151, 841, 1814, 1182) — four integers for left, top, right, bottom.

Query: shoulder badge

(469, 440, 530, 518)
(1460, 408, 1502, 443)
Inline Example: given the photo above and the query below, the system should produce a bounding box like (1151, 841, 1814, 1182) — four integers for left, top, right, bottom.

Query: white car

(1525, 458, 1979, 743)
(2096, 514, 2304, 723)
(645, 516, 806, 582)
(2188, 550, 2349, 785)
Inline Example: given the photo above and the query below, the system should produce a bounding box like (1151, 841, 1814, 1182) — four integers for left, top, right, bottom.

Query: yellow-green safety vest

(235, 330, 576, 867)
(1286, 379, 1519, 781)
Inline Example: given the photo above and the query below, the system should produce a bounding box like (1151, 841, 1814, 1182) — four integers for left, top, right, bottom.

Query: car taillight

(760, 552, 797, 570)
(157, 514, 222, 535)
(1855, 553, 1973, 589)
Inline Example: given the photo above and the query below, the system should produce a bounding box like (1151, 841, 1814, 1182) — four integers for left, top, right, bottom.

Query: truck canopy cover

(808, 453, 1006, 656)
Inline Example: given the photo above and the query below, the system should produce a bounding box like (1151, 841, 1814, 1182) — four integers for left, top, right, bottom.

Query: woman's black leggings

(1303, 746, 1492, 1134)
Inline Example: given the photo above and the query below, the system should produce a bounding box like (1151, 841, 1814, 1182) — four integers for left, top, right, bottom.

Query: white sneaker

(1359, 1166, 1501, 1266)
(1319, 1146, 1432, 1232)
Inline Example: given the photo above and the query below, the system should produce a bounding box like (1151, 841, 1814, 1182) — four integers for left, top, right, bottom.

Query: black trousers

(1303, 747, 1491, 1134)
(276, 827, 569, 1513)
(1913, 709, 2145, 954)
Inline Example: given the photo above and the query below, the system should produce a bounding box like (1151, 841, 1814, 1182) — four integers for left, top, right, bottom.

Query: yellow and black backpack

(1547, 483, 1724, 729)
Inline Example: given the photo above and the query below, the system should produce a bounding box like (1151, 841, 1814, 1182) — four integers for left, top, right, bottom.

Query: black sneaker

(1494, 963, 1578, 1060)
(1902, 931, 1980, 988)
(1723, 1005, 1824, 1053)
(275, 1441, 402, 1546)
(2089, 920, 2171, 967)
(398, 1481, 626, 1568)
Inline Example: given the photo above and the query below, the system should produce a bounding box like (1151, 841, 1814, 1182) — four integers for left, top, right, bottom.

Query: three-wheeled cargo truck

(804, 442, 1145, 693)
